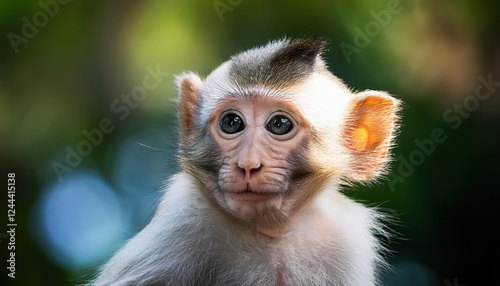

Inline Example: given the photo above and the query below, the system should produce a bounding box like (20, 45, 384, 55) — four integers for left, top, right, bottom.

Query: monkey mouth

(226, 189, 282, 203)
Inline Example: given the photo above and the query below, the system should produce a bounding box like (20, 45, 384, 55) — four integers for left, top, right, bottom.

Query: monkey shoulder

(92, 173, 223, 285)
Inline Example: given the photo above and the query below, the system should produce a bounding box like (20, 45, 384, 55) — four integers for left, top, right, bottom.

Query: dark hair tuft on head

(229, 37, 330, 88)
(270, 37, 329, 70)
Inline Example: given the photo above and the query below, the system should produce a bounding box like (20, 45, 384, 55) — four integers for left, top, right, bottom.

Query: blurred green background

(1, 0, 499, 285)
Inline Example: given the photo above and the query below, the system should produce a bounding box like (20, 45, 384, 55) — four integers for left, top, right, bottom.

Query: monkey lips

(226, 188, 283, 203)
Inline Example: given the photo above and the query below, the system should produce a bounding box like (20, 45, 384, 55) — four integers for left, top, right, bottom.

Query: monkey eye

(266, 115, 293, 135)
(220, 113, 245, 134)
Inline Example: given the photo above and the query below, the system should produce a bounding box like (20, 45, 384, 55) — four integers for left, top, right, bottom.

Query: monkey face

(207, 99, 314, 229)
(175, 38, 400, 235)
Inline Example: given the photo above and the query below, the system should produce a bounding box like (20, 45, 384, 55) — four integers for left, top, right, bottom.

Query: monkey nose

(237, 160, 262, 181)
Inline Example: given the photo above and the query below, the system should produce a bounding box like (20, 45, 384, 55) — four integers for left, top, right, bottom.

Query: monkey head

(175, 38, 399, 234)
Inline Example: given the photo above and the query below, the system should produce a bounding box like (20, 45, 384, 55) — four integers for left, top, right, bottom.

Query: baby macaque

(92, 38, 400, 286)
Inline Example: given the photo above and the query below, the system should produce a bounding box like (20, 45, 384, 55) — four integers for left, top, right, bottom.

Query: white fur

(91, 173, 385, 286)
(292, 74, 353, 171)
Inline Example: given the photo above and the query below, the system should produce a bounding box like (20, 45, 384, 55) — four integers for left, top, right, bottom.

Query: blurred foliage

(1, 0, 499, 285)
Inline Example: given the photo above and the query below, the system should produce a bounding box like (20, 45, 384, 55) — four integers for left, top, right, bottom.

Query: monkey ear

(343, 90, 400, 181)
(175, 72, 204, 143)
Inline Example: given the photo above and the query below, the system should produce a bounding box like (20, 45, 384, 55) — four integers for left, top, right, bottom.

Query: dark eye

(220, 113, 245, 134)
(266, 115, 293, 135)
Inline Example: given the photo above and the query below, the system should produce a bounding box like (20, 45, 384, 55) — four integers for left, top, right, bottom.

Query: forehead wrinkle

(208, 88, 284, 112)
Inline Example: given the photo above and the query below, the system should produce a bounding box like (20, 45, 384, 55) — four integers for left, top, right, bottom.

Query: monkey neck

(252, 179, 341, 239)
(256, 226, 290, 239)
(255, 196, 329, 239)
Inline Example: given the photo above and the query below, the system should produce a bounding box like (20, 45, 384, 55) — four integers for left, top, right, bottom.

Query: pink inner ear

(178, 79, 200, 142)
(343, 93, 398, 180)
(349, 95, 395, 152)
(351, 126, 369, 151)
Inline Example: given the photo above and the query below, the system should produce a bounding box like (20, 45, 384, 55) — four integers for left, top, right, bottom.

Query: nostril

(237, 166, 246, 176)
(250, 164, 262, 174)
(237, 163, 263, 180)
